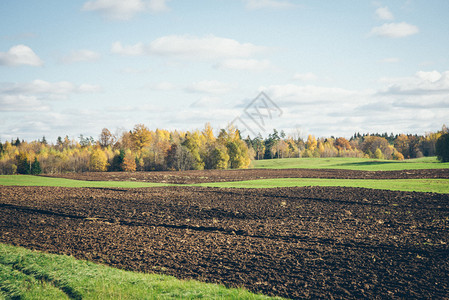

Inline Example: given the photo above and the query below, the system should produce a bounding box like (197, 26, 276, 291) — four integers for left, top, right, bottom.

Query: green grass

(2, 173, 449, 194)
(0, 175, 170, 188)
(0, 243, 280, 300)
(251, 156, 449, 171)
(197, 178, 449, 194)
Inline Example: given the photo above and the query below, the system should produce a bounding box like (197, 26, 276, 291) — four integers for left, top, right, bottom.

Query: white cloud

(293, 72, 318, 81)
(1, 80, 101, 102)
(244, 0, 296, 10)
(60, 49, 100, 64)
(0, 95, 49, 112)
(217, 59, 272, 71)
(375, 6, 394, 20)
(82, 0, 146, 20)
(147, 0, 170, 12)
(112, 35, 267, 62)
(0, 45, 43, 66)
(186, 80, 234, 94)
(379, 70, 449, 95)
(4, 80, 76, 95)
(263, 84, 359, 104)
(111, 41, 145, 56)
(370, 22, 419, 38)
(148, 35, 266, 59)
(82, 0, 169, 20)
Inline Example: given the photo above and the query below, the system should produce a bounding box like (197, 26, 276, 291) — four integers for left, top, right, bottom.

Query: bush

(436, 133, 449, 162)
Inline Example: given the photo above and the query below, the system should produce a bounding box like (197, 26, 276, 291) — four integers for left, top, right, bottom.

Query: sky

(1, 0, 449, 142)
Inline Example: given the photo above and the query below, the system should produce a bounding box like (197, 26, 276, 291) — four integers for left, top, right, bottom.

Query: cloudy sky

(1, 0, 448, 142)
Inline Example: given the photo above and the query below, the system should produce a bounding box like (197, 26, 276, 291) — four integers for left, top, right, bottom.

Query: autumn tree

(334, 137, 351, 151)
(131, 124, 152, 151)
(122, 151, 137, 172)
(394, 134, 411, 158)
(361, 136, 394, 159)
(99, 128, 113, 147)
(306, 135, 317, 152)
(89, 148, 108, 171)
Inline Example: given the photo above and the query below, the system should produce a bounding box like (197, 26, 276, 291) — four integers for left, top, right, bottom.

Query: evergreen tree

(16, 152, 30, 174)
(111, 149, 125, 171)
(436, 133, 449, 162)
(30, 157, 42, 175)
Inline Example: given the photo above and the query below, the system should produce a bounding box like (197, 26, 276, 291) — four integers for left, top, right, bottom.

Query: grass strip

(0, 175, 170, 188)
(251, 157, 449, 171)
(197, 178, 449, 194)
(2, 175, 449, 194)
(0, 243, 280, 300)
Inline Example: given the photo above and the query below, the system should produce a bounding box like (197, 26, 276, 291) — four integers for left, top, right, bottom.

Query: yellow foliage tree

(89, 148, 108, 172)
(131, 124, 152, 150)
(306, 135, 317, 151)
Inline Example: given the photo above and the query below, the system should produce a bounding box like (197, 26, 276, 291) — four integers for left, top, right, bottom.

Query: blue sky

(1, 0, 448, 142)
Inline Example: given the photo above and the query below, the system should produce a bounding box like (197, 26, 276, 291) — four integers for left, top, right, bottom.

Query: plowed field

(44, 168, 449, 184)
(1, 185, 448, 299)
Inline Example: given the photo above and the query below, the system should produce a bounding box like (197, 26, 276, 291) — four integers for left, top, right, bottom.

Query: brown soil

(44, 168, 449, 184)
(1, 185, 448, 299)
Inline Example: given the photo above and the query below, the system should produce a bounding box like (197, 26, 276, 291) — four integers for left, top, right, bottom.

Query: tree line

(243, 125, 448, 162)
(0, 124, 250, 175)
(0, 124, 448, 175)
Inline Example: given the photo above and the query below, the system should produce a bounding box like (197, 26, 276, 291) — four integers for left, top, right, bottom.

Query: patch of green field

(198, 178, 449, 194)
(0, 175, 170, 188)
(0, 243, 280, 300)
(2, 174, 449, 194)
(251, 157, 449, 171)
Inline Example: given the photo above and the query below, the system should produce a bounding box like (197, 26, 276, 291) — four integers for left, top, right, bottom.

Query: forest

(0, 123, 448, 175)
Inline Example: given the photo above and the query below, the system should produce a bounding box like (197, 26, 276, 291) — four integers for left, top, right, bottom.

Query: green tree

(110, 149, 125, 171)
(205, 144, 229, 169)
(182, 132, 205, 170)
(16, 152, 30, 174)
(226, 140, 250, 169)
(436, 133, 449, 162)
(30, 157, 42, 175)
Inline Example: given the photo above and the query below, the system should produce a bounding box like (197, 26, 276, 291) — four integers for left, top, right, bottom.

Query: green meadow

(251, 156, 449, 171)
(0, 175, 169, 188)
(0, 243, 278, 300)
(197, 178, 449, 194)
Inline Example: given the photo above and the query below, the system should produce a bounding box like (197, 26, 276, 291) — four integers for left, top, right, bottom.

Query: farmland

(1, 157, 449, 299)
